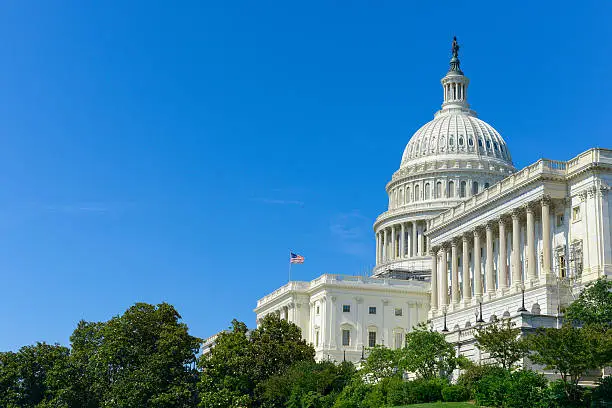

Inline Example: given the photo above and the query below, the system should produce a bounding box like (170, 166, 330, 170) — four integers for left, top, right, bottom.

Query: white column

(473, 229, 483, 300)
(419, 222, 425, 256)
(430, 247, 438, 313)
(486, 223, 495, 297)
(498, 218, 508, 294)
(412, 222, 417, 257)
(391, 225, 396, 260)
(329, 296, 336, 348)
(400, 223, 406, 258)
(512, 209, 523, 291)
(451, 240, 459, 305)
(462, 233, 471, 305)
(541, 197, 552, 276)
(440, 245, 449, 308)
(376, 232, 380, 264)
(526, 204, 537, 286)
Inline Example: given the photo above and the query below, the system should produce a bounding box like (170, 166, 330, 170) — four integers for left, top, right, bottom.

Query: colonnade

(444, 81, 466, 102)
(375, 220, 428, 264)
(430, 197, 553, 313)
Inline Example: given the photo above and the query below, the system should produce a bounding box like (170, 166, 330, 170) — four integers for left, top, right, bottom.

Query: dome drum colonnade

(429, 196, 554, 315)
(373, 37, 515, 274)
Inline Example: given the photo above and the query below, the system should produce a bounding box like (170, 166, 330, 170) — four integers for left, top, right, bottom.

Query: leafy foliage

(473, 369, 548, 408)
(527, 324, 612, 400)
(198, 314, 315, 407)
(441, 384, 470, 402)
(591, 375, 612, 408)
(398, 323, 457, 379)
(474, 319, 529, 370)
(359, 346, 400, 382)
(0, 342, 71, 408)
(565, 277, 612, 327)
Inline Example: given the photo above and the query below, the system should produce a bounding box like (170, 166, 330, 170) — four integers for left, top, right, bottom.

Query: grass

(392, 404, 474, 407)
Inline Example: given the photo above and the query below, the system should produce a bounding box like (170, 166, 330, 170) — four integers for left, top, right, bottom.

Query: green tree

(474, 320, 529, 370)
(0, 342, 71, 408)
(565, 277, 612, 327)
(256, 360, 354, 408)
(527, 324, 612, 401)
(398, 323, 457, 379)
(198, 314, 315, 407)
(68, 302, 201, 408)
(359, 346, 400, 382)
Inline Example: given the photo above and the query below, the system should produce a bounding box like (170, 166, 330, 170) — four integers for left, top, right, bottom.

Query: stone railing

(428, 149, 612, 231)
(256, 274, 426, 308)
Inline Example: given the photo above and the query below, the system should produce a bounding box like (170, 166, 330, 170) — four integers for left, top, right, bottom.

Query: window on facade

(459, 136, 464, 146)
(414, 185, 420, 201)
(558, 254, 567, 278)
(468, 137, 474, 146)
(572, 206, 581, 221)
(316, 306, 320, 315)
(478, 138, 483, 148)
(436, 182, 442, 198)
(448, 181, 455, 198)
(342, 329, 350, 346)
(424, 183, 431, 200)
(472, 182, 479, 195)
(406, 187, 410, 203)
(460, 181, 466, 197)
(486, 140, 491, 149)
(369, 306, 376, 314)
(394, 332, 403, 349)
(343, 305, 350, 313)
(394, 308, 403, 316)
(368, 331, 376, 347)
(315, 331, 320, 347)
(484, 182, 490, 189)
(556, 214, 564, 227)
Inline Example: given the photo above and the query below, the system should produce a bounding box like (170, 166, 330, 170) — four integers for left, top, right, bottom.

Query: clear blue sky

(0, 2, 610, 350)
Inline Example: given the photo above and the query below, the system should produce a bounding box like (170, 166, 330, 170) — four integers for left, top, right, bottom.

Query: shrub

(442, 384, 470, 402)
(405, 378, 447, 403)
(591, 376, 612, 408)
(383, 377, 409, 406)
(474, 369, 548, 408)
(457, 364, 507, 398)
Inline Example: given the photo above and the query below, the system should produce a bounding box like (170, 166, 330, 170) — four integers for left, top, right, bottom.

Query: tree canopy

(398, 323, 458, 379)
(565, 277, 612, 327)
(474, 320, 528, 370)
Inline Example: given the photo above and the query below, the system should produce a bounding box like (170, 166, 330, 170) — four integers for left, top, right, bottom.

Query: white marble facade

(254, 275, 428, 363)
(254, 41, 612, 366)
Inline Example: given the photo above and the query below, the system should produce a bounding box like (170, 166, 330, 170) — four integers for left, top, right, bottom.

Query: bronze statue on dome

(452, 36, 460, 58)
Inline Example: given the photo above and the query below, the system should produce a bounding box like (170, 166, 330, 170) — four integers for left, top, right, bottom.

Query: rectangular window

(369, 306, 377, 314)
(316, 306, 320, 315)
(315, 331, 319, 347)
(572, 206, 581, 221)
(558, 254, 567, 278)
(556, 214, 564, 227)
(394, 308, 403, 316)
(342, 305, 350, 313)
(342, 329, 350, 346)
(368, 331, 376, 347)
(394, 332, 403, 349)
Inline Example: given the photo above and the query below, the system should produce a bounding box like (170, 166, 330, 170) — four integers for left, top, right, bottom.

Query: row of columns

(431, 197, 552, 313)
(376, 220, 428, 264)
(444, 81, 466, 102)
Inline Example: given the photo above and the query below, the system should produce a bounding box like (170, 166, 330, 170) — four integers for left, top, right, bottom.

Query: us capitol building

(254, 39, 612, 366)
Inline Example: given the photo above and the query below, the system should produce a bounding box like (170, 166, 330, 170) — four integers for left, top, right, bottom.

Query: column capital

(441, 242, 451, 250)
(540, 194, 552, 206)
(498, 215, 510, 226)
(511, 208, 522, 219)
(523, 201, 536, 214)
(486, 220, 496, 231)
(462, 232, 471, 242)
(429, 246, 440, 256)
(451, 238, 459, 248)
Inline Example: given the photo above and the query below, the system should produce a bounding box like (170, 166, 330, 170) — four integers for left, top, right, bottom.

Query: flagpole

(288, 251, 293, 282)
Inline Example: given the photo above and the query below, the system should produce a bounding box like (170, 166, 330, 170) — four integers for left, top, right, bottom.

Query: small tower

(440, 36, 471, 112)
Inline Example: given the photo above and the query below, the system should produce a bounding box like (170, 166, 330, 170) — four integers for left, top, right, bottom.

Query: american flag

(290, 252, 304, 264)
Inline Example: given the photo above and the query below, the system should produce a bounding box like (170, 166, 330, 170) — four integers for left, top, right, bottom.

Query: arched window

(472, 182, 479, 195)
(406, 186, 411, 203)
(399, 189, 404, 205)
(414, 185, 420, 201)
(484, 182, 490, 189)
(448, 181, 455, 198)
(436, 181, 442, 198)
(460, 181, 467, 198)
(424, 183, 431, 200)
(459, 136, 464, 146)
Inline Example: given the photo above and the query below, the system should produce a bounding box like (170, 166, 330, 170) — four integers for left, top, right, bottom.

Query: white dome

(400, 111, 513, 168)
